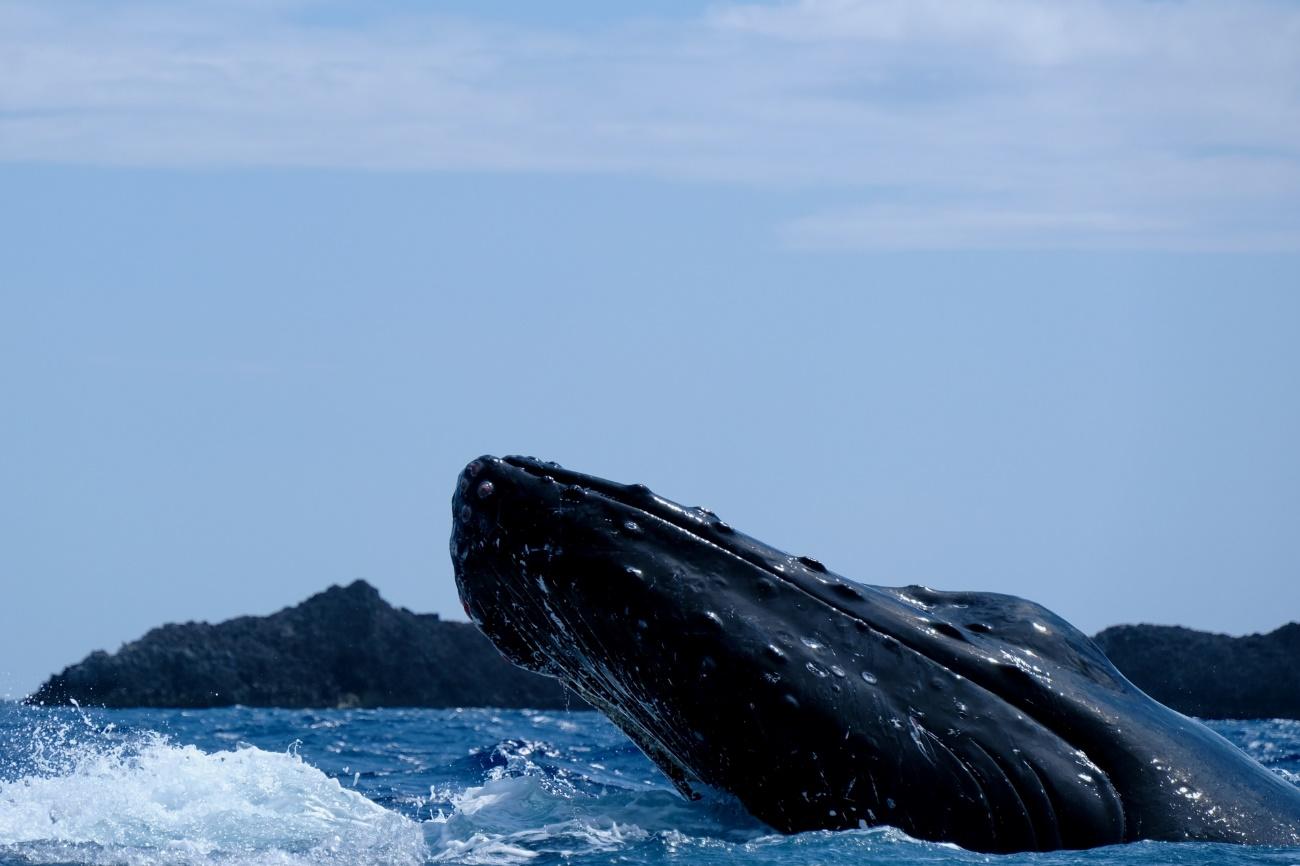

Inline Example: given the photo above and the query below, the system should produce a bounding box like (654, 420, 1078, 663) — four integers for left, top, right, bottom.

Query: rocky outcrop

(31, 582, 1298, 718)
(30, 581, 586, 709)
(1094, 623, 1300, 719)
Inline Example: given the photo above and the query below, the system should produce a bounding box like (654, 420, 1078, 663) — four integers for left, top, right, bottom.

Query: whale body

(450, 455, 1300, 853)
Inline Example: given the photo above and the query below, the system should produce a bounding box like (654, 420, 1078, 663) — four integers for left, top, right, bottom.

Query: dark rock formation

(30, 581, 586, 709)
(1094, 623, 1300, 720)
(31, 582, 1297, 717)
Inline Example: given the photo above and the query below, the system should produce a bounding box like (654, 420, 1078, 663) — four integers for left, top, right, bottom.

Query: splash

(0, 712, 427, 866)
(422, 738, 765, 864)
(428, 774, 652, 864)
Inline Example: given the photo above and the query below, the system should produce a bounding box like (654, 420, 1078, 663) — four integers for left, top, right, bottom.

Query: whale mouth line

(500, 455, 722, 536)
(455, 456, 1173, 850)
(499, 455, 831, 584)
(497, 455, 954, 659)
(492, 456, 1087, 760)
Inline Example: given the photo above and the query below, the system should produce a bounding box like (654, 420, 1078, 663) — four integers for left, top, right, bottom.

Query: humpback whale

(450, 455, 1300, 853)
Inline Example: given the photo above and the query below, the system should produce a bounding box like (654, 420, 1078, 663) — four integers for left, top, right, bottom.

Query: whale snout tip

(462, 454, 498, 478)
(454, 454, 555, 525)
(454, 455, 502, 523)
(454, 454, 594, 538)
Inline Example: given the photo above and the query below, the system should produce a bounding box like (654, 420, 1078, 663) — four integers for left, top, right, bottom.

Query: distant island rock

(1094, 623, 1300, 719)
(30, 581, 585, 709)
(31, 582, 1298, 718)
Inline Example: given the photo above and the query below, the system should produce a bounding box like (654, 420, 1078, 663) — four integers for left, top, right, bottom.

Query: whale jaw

(451, 455, 1300, 852)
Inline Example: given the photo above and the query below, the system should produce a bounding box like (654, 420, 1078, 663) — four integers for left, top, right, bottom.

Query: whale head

(450, 455, 1299, 852)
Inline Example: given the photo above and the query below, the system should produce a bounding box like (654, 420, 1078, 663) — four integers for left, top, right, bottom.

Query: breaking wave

(0, 709, 426, 866)
(2, 706, 1298, 866)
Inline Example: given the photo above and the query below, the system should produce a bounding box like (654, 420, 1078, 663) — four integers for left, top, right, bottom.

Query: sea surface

(0, 702, 1297, 866)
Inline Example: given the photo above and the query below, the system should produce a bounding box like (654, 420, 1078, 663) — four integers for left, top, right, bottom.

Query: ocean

(0, 702, 1297, 866)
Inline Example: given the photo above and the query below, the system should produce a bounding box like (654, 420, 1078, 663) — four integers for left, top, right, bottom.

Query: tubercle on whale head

(450, 456, 1126, 705)
(452, 454, 867, 600)
(449, 454, 1135, 852)
(450, 453, 767, 678)
(450, 453, 857, 671)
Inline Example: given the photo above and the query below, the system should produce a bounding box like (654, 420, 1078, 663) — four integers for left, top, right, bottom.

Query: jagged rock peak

(30, 582, 581, 710)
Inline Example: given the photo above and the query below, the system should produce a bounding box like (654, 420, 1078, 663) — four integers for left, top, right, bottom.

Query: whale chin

(451, 454, 1300, 853)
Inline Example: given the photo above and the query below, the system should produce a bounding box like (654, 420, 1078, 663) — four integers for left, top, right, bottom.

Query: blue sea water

(0, 703, 1297, 866)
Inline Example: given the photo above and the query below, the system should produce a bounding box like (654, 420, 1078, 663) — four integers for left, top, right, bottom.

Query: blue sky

(2, 0, 1299, 698)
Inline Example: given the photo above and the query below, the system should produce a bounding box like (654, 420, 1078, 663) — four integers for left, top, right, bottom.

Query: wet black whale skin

(451, 455, 1300, 853)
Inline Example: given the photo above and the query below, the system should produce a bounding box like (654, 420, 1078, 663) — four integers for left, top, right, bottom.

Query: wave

(0, 710, 777, 866)
(6, 708, 1291, 866)
(0, 714, 426, 866)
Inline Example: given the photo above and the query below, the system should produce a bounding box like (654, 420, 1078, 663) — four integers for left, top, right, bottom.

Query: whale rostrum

(451, 455, 1300, 853)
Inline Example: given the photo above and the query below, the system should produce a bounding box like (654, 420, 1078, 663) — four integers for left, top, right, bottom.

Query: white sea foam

(0, 727, 427, 866)
(0, 717, 674, 866)
(428, 774, 651, 864)
(0, 711, 774, 866)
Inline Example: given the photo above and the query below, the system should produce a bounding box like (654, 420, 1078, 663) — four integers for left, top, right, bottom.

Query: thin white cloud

(3, 0, 1298, 249)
